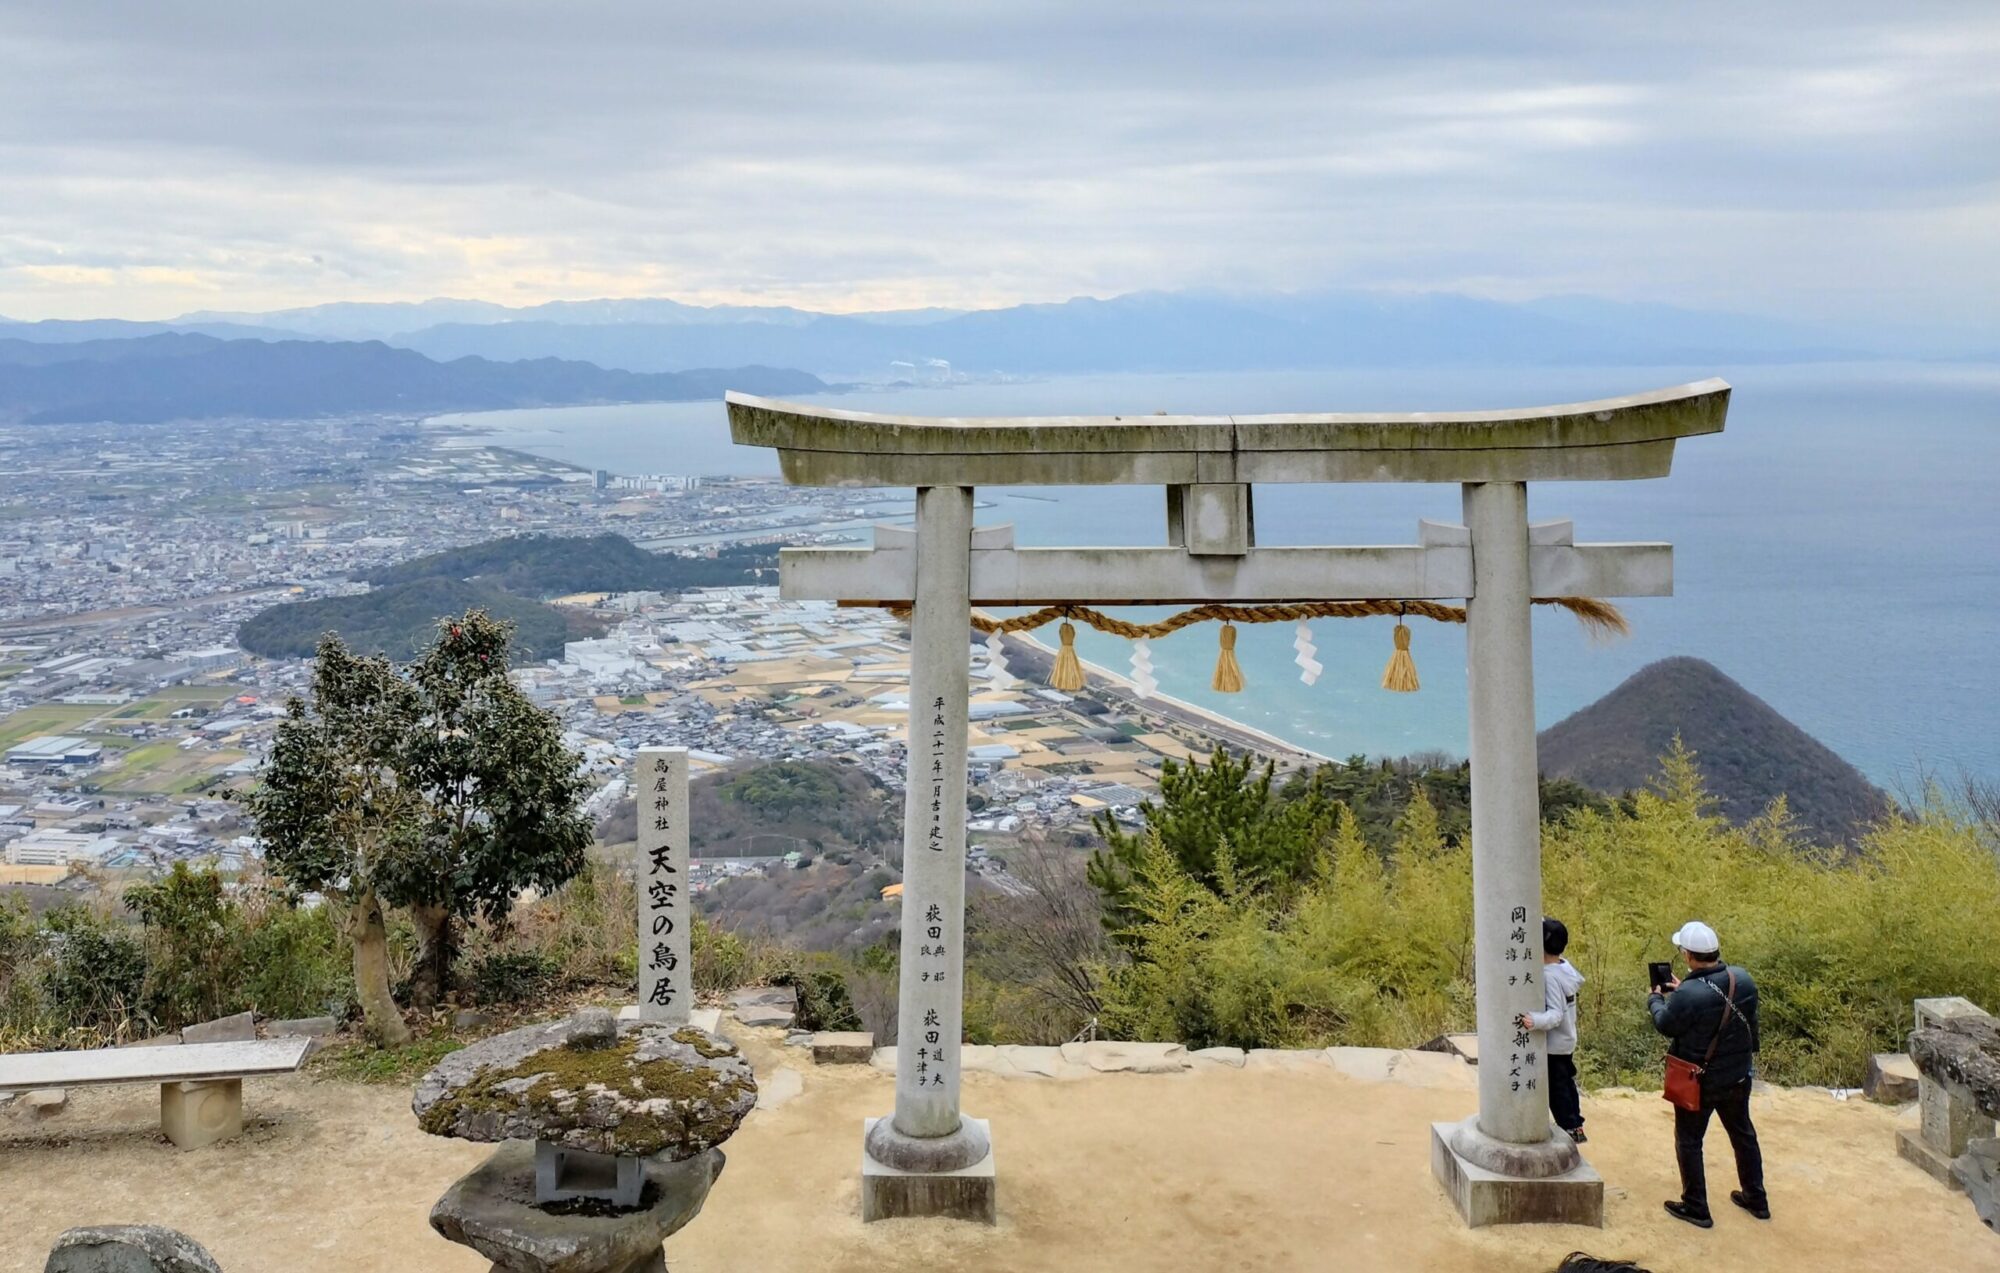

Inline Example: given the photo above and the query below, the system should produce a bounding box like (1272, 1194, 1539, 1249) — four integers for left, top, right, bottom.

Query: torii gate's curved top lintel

(725, 378, 1729, 487)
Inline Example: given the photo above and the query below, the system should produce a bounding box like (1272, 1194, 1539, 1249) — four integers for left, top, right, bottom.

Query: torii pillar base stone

(860, 1117, 998, 1224)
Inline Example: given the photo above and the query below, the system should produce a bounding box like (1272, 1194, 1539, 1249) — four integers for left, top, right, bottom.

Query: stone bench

(0, 1037, 312, 1150)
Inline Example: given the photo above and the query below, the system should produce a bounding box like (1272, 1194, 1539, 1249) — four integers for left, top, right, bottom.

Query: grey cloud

(1, 2, 1994, 324)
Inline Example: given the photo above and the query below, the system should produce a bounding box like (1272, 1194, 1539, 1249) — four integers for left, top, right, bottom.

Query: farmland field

(101, 741, 245, 794)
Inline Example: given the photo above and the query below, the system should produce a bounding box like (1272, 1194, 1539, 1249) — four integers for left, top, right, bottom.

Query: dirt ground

(2, 1031, 1991, 1273)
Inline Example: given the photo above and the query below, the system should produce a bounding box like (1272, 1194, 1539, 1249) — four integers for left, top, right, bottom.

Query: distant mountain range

(0, 332, 824, 424)
(1538, 656, 1889, 846)
(9, 287, 1987, 384)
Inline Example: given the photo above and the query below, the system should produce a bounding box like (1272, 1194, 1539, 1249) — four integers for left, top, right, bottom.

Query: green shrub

(469, 950, 564, 1005)
(771, 963, 862, 1032)
(38, 906, 147, 1041)
(1096, 748, 2000, 1088)
(126, 863, 246, 1030)
(241, 901, 353, 1021)
(692, 911, 749, 994)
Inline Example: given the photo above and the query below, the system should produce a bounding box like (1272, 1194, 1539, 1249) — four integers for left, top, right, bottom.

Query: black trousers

(1546, 1053, 1583, 1133)
(1674, 1078, 1766, 1212)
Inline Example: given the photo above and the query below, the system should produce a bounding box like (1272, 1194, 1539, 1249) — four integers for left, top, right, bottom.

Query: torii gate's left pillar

(860, 484, 997, 1223)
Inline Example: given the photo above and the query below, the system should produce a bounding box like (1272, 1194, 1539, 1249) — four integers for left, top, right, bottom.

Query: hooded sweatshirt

(1525, 958, 1585, 1055)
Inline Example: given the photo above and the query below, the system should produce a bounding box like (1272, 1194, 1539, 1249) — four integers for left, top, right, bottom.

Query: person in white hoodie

(1516, 915, 1588, 1144)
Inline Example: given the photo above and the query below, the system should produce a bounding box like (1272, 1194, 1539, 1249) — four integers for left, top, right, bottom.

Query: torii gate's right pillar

(1430, 479, 1604, 1227)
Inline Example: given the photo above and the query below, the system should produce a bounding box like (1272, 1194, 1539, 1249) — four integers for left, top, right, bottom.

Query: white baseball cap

(1671, 920, 1720, 953)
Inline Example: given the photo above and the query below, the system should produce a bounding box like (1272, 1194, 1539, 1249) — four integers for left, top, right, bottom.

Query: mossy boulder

(412, 1013, 757, 1159)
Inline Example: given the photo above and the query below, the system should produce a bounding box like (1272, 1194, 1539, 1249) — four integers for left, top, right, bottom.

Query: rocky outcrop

(412, 1010, 756, 1160)
(44, 1225, 222, 1273)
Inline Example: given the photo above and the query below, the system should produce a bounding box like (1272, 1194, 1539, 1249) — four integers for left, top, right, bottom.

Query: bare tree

(967, 835, 1111, 1039)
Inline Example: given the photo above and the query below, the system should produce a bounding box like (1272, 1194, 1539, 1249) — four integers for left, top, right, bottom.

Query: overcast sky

(2, 2, 1995, 325)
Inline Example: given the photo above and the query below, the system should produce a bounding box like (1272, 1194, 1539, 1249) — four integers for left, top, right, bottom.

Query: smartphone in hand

(1648, 961, 1673, 993)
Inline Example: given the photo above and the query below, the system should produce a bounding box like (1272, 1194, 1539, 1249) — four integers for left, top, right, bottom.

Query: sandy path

(2, 1035, 1989, 1273)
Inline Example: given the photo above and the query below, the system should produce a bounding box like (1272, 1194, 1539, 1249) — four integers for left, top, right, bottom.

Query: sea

(428, 362, 2000, 791)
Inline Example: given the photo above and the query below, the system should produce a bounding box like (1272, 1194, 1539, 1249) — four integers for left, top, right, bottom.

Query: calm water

(430, 363, 2000, 788)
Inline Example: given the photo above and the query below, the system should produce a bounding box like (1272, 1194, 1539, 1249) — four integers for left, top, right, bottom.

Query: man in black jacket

(1648, 919, 1769, 1228)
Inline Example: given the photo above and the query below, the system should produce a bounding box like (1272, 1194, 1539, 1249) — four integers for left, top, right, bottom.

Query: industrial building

(4, 735, 105, 771)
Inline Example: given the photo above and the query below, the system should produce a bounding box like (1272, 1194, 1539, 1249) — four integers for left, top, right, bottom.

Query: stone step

(1865, 1052, 1919, 1104)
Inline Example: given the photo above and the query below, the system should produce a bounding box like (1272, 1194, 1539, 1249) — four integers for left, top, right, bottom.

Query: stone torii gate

(727, 380, 1730, 1227)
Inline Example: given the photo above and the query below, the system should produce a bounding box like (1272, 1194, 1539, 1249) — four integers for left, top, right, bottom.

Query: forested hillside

(597, 759, 898, 860)
(236, 579, 598, 662)
(361, 535, 774, 596)
(239, 535, 773, 663)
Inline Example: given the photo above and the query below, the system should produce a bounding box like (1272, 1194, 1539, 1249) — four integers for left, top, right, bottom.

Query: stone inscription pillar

(1461, 480, 1548, 1147)
(637, 746, 690, 1026)
(861, 484, 994, 1223)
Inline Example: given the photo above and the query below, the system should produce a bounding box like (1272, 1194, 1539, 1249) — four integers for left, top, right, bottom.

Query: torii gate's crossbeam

(778, 519, 1671, 605)
(727, 380, 1728, 487)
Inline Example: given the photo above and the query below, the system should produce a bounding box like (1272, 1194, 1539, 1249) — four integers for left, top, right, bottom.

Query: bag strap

(1700, 968, 1739, 1068)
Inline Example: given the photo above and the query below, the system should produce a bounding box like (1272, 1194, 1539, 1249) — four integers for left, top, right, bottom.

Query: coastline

(1006, 629, 1330, 766)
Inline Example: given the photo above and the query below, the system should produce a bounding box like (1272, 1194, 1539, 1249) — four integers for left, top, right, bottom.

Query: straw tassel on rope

(1212, 621, 1245, 693)
(1048, 614, 1086, 691)
(1381, 614, 1420, 693)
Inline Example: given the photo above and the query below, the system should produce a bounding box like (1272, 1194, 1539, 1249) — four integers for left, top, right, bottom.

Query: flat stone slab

(960, 1045, 1003, 1073)
(1190, 1047, 1247, 1069)
(1430, 1121, 1603, 1227)
(1059, 1041, 1188, 1074)
(0, 1038, 310, 1092)
(23, 1088, 68, 1115)
(995, 1046, 1072, 1078)
(45, 1224, 222, 1273)
(812, 1032, 874, 1065)
(1244, 1049, 1331, 1073)
(732, 1005, 796, 1029)
(860, 1116, 996, 1224)
(266, 1016, 339, 1039)
(431, 1138, 722, 1273)
(1899, 1125, 1965, 1191)
(727, 986, 798, 1011)
(752, 1068, 803, 1113)
(1329, 1047, 1477, 1089)
(181, 1013, 256, 1045)
(1867, 1053, 1920, 1104)
(413, 1012, 755, 1160)
(1915, 997, 1988, 1032)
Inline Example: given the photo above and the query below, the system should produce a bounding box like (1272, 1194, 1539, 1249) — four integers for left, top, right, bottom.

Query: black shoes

(1663, 1194, 1768, 1228)
(1568, 1129, 1588, 1145)
(1731, 1190, 1771, 1220)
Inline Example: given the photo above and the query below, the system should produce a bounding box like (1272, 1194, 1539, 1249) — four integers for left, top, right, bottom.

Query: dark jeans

(1673, 1078, 1766, 1213)
(1546, 1053, 1583, 1134)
